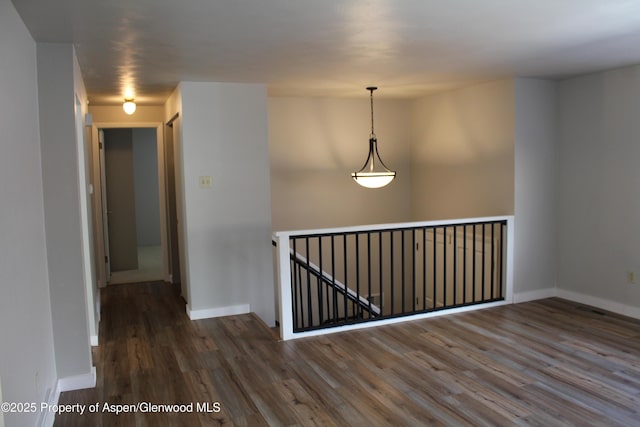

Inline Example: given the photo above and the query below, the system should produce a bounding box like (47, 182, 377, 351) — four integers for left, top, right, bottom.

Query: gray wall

(37, 43, 93, 379)
(514, 78, 558, 296)
(178, 82, 275, 325)
(268, 97, 412, 230)
(132, 128, 161, 246)
(0, 2, 57, 425)
(269, 79, 561, 302)
(410, 79, 515, 220)
(557, 65, 640, 309)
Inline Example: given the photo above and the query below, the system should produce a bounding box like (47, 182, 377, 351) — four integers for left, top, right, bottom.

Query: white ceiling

(11, 0, 640, 105)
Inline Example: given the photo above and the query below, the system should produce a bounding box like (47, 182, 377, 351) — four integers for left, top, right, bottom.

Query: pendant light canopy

(351, 87, 396, 188)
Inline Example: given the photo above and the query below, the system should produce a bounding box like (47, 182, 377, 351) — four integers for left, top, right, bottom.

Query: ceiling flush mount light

(351, 87, 396, 188)
(122, 98, 136, 115)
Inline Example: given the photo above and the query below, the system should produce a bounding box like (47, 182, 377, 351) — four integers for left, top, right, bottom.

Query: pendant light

(123, 98, 136, 115)
(351, 87, 396, 188)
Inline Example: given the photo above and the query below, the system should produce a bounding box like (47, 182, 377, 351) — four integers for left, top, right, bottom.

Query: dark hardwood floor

(55, 281, 640, 426)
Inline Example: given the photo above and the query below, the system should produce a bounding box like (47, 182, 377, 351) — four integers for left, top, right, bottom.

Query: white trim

(90, 335, 99, 346)
(284, 300, 510, 341)
(276, 233, 293, 339)
(39, 381, 61, 427)
(187, 304, 250, 320)
(513, 287, 557, 303)
(75, 94, 98, 352)
(57, 367, 96, 392)
(91, 122, 170, 288)
(557, 289, 640, 320)
(37, 382, 61, 427)
(273, 215, 513, 239)
(504, 217, 515, 304)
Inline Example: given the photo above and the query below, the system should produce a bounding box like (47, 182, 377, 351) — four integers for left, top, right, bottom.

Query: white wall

(557, 65, 640, 311)
(0, 2, 57, 425)
(179, 82, 275, 325)
(410, 80, 515, 220)
(269, 97, 412, 231)
(513, 78, 558, 298)
(37, 43, 93, 380)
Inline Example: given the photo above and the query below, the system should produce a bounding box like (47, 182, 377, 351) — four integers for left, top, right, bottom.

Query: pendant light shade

(123, 98, 136, 115)
(352, 87, 396, 188)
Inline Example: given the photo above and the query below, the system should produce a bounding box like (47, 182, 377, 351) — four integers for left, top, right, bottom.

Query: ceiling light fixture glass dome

(123, 98, 136, 115)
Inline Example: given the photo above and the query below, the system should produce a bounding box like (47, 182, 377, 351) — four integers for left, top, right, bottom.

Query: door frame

(91, 122, 170, 287)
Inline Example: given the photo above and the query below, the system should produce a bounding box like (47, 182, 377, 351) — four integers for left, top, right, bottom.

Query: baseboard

(39, 381, 61, 427)
(557, 289, 640, 320)
(90, 335, 99, 346)
(39, 368, 95, 427)
(187, 304, 250, 320)
(57, 366, 96, 392)
(513, 288, 557, 303)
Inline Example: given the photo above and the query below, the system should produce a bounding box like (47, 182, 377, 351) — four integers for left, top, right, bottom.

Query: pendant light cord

(368, 86, 377, 138)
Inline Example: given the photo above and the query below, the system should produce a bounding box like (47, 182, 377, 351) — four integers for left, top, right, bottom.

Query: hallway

(108, 246, 164, 285)
(54, 282, 640, 426)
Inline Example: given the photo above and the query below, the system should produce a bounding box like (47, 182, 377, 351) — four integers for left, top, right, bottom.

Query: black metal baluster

(379, 231, 383, 316)
(422, 227, 427, 312)
(463, 225, 467, 304)
(356, 233, 361, 319)
(292, 238, 299, 329)
(367, 232, 372, 318)
(343, 234, 348, 322)
(297, 261, 304, 329)
(305, 238, 312, 328)
(443, 226, 447, 308)
(331, 235, 338, 323)
(412, 229, 416, 312)
(318, 237, 325, 326)
(500, 222, 505, 299)
(491, 222, 495, 300)
(453, 225, 457, 306)
(482, 223, 486, 302)
(433, 227, 437, 309)
(390, 231, 395, 315)
(473, 224, 476, 303)
(401, 229, 406, 313)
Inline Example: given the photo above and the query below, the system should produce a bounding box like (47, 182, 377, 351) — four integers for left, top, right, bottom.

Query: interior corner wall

(513, 78, 558, 297)
(268, 97, 412, 231)
(179, 82, 275, 326)
(410, 79, 515, 221)
(0, 2, 57, 425)
(37, 43, 93, 379)
(557, 65, 640, 310)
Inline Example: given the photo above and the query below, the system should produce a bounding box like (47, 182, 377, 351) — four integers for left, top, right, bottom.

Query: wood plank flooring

(55, 281, 640, 426)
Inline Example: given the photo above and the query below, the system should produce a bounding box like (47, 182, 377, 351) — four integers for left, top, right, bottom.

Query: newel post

(274, 232, 294, 340)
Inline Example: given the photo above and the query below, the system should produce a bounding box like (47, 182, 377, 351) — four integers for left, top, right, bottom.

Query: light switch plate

(199, 176, 213, 188)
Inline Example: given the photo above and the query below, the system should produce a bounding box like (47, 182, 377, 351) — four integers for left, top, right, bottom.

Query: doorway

(92, 123, 170, 286)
